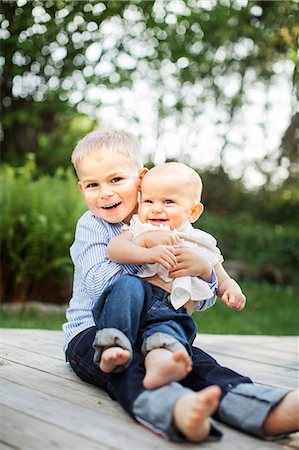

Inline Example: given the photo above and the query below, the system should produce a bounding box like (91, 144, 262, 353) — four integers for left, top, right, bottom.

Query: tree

(1, 0, 297, 176)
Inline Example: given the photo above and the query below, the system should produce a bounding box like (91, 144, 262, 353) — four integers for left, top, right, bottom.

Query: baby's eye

(164, 199, 174, 205)
(86, 183, 98, 189)
(111, 177, 122, 183)
(144, 199, 153, 204)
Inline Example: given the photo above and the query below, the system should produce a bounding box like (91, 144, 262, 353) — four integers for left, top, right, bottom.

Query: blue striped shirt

(63, 210, 218, 349)
(62, 210, 144, 348)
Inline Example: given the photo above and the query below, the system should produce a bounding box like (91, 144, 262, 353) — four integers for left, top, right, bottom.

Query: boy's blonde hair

(71, 129, 143, 173)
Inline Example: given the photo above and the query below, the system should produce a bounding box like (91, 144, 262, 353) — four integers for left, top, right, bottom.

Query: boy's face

(138, 172, 203, 231)
(77, 152, 144, 224)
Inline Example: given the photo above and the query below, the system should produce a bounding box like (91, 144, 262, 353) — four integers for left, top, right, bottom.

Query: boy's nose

(99, 186, 113, 199)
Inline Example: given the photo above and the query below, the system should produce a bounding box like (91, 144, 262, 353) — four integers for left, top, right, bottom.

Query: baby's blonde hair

(71, 129, 143, 173)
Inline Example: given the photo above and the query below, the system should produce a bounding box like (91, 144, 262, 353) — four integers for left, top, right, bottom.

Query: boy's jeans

(92, 275, 197, 370)
(66, 327, 290, 442)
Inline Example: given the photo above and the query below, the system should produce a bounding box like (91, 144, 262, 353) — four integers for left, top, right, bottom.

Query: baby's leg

(100, 347, 131, 373)
(263, 390, 299, 435)
(174, 385, 221, 443)
(143, 348, 192, 389)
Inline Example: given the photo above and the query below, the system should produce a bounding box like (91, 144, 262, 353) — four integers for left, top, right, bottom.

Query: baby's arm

(107, 231, 177, 270)
(214, 262, 246, 311)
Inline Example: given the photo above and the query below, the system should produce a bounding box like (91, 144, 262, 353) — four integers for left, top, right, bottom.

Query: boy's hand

(169, 244, 212, 280)
(134, 230, 180, 248)
(146, 245, 177, 271)
(221, 290, 246, 311)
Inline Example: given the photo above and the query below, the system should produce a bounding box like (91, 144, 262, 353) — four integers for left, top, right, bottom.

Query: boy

(63, 129, 299, 444)
(95, 162, 246, 389)
(96, 162, 245, 389)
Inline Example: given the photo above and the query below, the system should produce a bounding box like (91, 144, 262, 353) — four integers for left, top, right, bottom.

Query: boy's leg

(184, 345, 296, 440)
(66, 326, 222, 442)
(92, 275, 146, 372)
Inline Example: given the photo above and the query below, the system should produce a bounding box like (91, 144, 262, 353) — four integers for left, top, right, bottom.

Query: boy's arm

(169, 244, 213, 282)
(214, 262, 246, 311)
(107, 231, 177, 270)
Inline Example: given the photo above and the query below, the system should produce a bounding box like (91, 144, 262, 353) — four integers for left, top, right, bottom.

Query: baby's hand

(135, 230, 180, 248)
(221, 290, 246, 311)
(146, 245, 177, 271)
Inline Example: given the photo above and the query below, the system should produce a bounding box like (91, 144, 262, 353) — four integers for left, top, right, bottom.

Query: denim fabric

(218, 383, 290, 440)
(92, 274, 197, 356)
(92, 275, 146, 350)
(66, 327, 290, 441)
(92, 328, 133, 371)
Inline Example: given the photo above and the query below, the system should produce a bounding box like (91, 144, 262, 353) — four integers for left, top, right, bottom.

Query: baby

(104, 162, 246, 388)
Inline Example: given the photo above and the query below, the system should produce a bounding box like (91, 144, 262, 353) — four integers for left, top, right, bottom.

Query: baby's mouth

(102, 202, 121, 210)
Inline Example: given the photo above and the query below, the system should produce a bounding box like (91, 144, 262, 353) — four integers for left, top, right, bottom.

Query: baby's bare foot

(174, 385, 221, 443)
(143, 350, 192, 389)
(99, 346, 131, 373)
(263, 390, 299, 435)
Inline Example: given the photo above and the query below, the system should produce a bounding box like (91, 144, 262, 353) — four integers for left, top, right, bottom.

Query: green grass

(0, 307, 66, 330)
(193, 281, 299, 335)
(1, 281, 298, 335)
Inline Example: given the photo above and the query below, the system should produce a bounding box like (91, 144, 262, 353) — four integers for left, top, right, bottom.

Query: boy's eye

(86, 183, 98, 189)
(111, 177, 122, 183)
(164, 199, 174, 205)
(144, 199, 153, 204)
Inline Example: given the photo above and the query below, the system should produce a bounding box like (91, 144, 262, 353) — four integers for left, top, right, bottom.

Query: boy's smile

(77, 152, 143, 224)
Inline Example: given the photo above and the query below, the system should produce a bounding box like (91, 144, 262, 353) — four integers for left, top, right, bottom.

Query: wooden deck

(1, 328, 298, 450)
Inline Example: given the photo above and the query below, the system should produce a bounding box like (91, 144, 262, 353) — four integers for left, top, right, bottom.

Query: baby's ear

(190, 202, 204, 223)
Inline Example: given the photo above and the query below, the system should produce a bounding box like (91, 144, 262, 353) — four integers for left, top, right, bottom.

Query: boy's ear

(78, 181, 84, 193)
(189, 202, 204, 223)
(138, 168, 149, 190)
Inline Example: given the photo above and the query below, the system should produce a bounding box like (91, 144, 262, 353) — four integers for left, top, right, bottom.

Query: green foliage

(1, 282, 297, 336)
(0, 156, 86, 302)
(193, 281, 299, 335)
(0, 306, 66, 330)
(196, 213, 299, 286)
(1, 0, 298, 176)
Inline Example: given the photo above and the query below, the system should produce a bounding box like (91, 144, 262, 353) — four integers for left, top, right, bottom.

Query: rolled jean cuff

(92, 328, 133, 373)
(218, 383, 291, 440)
(141, 332, 187, 356)
(133, 382, 222, 442)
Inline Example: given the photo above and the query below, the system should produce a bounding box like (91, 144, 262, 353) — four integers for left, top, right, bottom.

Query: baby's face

(138, 172, 198, 231)
(77, 152, 142, 224)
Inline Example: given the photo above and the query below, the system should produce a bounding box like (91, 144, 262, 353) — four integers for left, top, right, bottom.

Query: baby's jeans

(92, 274, 197, 370)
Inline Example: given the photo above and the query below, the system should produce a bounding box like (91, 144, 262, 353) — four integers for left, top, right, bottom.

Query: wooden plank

(1, 378, 187, 450)
(1, 379, 292, 450)
(3, 337, 297, 390)
(1, 329, 298, 450)
(194, 335, 298, 368)
(1, 406, 113, 450)
(0, 359, 126, 419)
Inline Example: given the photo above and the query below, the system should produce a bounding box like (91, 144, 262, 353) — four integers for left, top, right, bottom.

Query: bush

(196, 214, 299, 286)
(0, 156, 86, 303)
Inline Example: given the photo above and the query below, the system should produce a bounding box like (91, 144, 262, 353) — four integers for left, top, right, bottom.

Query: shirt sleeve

(73, 215, 143, 303)
(196, 269, 218, 312)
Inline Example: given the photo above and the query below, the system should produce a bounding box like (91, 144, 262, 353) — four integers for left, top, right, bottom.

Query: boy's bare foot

(143, 349, 192, 389)
(174, 385, 221, 443)
(99, 346, 131, 373)
(263, 390, 299, 435)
